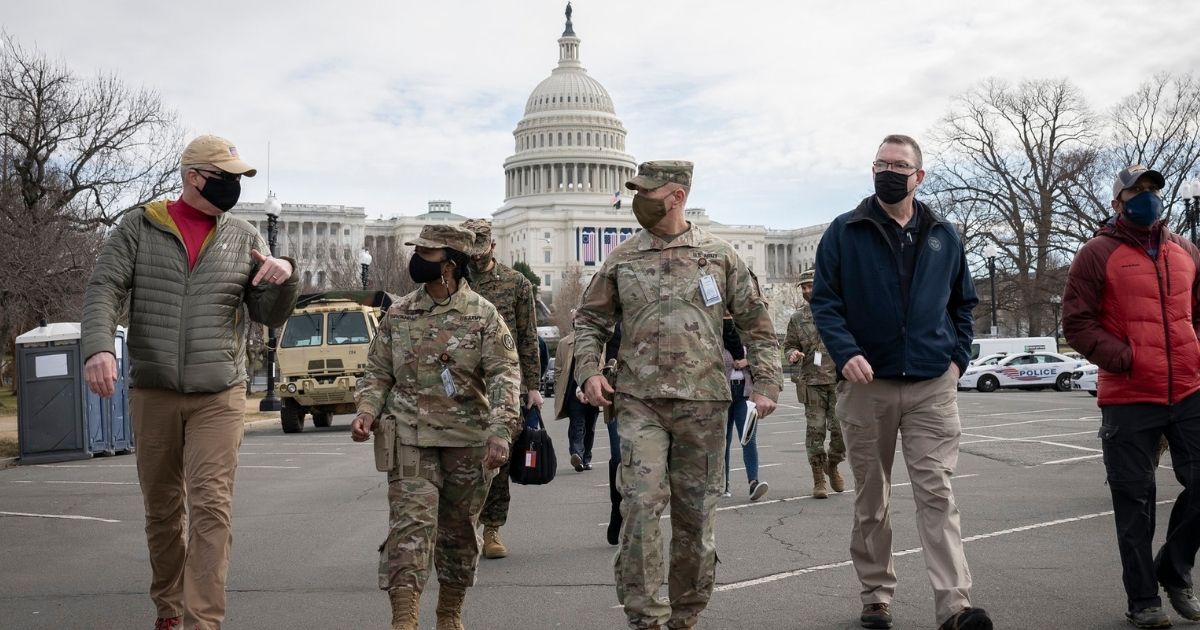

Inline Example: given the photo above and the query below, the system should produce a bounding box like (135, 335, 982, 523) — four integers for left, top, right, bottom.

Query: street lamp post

(358, 249, 372, 290)
(1184, 180, 1200, 244)
(259, 192, 284, 412)
(984, 243, 999, 337)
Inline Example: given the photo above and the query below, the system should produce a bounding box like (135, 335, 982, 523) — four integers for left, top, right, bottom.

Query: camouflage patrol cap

(798, 269, 815, 285)
(459, 218, 493, 255)
(625, 160, 693, 191)
(404, 224, 476, 255)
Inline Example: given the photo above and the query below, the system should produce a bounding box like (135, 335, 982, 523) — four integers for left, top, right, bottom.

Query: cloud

(6, 0, 1200, 228)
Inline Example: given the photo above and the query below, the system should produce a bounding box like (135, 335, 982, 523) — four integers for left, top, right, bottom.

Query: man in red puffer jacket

(1063, 164, 1200, 629)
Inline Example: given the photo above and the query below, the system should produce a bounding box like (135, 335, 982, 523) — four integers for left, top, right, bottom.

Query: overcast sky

(6, 1, 1200, 229)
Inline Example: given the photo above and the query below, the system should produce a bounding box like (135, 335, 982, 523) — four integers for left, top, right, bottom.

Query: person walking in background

(554, 321, 599, 472)
(1063, 164, 1200, 629)
(721, 316, 768, 501)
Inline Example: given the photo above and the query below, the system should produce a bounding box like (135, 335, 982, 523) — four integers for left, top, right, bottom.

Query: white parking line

(0, 511, 121, 523)
(963, 417, 1097, 431)
(1038, 454, 1105, 466)
(714, 499, 1175, 592)
(961, 432, 1102, 453)
(960, 429, 1095, 446)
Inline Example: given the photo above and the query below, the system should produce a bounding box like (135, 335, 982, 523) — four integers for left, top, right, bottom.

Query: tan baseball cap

(625, 160, 693, 190)
(181, 134, 257, 176)
(459, 218, 493, 255)
(404, 224, 477, 254)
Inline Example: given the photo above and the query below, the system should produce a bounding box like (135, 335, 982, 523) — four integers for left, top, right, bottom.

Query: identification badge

(441, 368, 458, 397)
(524, 448, 537, 468)
(699, 274, 722, 307)
(813, 352, 823, 367)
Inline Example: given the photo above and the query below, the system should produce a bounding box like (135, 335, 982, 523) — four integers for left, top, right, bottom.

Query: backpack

(509, 406, 557, 485)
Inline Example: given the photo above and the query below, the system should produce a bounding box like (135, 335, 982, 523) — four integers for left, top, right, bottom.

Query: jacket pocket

(374, 414, 397, 472)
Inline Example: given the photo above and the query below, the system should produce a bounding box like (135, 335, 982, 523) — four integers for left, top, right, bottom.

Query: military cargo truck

(274, 291, 394, 433)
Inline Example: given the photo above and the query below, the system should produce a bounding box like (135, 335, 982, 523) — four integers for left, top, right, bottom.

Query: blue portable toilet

(15, 323, 132, 464)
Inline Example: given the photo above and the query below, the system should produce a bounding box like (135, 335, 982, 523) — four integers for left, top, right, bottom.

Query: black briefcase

(509, 407, 557, 485)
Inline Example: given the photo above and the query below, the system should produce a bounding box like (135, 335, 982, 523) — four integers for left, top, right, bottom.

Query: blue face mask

(1123, 191, 1163, 227)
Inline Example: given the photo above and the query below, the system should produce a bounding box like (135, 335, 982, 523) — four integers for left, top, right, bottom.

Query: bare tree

(364, 243, 417, 297)
(929, 78, 1098, 336)
(550, 263, 585, 333)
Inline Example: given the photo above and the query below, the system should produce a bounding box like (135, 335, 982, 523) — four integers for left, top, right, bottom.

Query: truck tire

(977, 375, 999, 393)
(313, 410, 333, 428)
(1055, 373, 1072, 392)
(281, 399, 305, 433)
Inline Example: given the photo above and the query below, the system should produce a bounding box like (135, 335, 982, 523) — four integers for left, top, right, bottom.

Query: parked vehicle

(541, 356, 556, 398)
(1071, 364, 1098, 397)
(969, 336, 1057, 361)
(969, 352, 1009, 367)
(958, 351, 1090, 392)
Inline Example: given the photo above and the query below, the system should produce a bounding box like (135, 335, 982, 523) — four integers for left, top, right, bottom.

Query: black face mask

(874, 170, 912, 205)
(197, 174, 241, 212)
(409, 254, 445, 284)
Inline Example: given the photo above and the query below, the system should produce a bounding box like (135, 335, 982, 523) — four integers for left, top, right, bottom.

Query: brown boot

(482, 526, 507, 559)
(811, 464, 829, 499)
(388, 587, 420, 630)
(435, 586, 466, 630)
(825, 460, 845, 493)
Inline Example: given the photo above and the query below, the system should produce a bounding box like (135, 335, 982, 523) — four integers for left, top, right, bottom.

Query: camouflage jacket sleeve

(513, 276, 541, 391)
(784, 311, 804, 356)
(481, 312, 522, 443)
(355, 310, 396, 419)
(726, 255, 783, 400)
(573, 263, 619, 387)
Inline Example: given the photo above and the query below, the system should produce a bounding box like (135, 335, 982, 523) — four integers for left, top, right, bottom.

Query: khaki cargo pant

(613, 394, 727, 630)
(130, 386, 246, 630)
(835, 368, 973, 627)
(380, 444, 494, 591)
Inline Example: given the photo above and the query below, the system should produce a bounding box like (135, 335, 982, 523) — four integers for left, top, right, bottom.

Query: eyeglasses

(871, 160, 919, 175)
(193, 169, 241, 182)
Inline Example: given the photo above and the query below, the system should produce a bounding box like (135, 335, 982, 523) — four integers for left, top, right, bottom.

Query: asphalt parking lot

(0, 387, 1188, 629)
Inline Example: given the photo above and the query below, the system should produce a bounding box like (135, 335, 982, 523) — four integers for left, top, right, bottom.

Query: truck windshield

(281, 313, 323, 348)
(328, 311, 370, 345)
(970, 343, 980, 359)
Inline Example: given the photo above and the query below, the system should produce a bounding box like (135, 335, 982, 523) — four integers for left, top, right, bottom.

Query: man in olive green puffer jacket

(81, 135, 299, 630)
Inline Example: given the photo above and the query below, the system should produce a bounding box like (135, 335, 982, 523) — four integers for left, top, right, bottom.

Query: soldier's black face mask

(873, 170, 912, 205)
(409, 253, 446, 284)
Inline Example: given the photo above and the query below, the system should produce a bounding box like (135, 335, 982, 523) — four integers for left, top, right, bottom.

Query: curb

(0, 456, 17, 469)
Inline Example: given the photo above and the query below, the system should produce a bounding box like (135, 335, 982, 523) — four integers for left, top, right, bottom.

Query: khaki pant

(835, 368, 973, 626)
(613, 394, 727, 630)
(131, 386, 246, 630)
(380, 445, 493, 591)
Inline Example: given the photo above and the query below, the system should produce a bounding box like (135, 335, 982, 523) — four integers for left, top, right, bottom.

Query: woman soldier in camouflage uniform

(351, 224, 522, 630)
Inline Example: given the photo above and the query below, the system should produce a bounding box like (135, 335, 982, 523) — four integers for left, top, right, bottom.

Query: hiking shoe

(1125, 607, 1171, 628)
(1165, 586, 1200, 621)
(570, 453, 584, 472)
(938, 607, 993, 630)
(860, 603, 892, 629)
(749, 480, 769, 501)
(154, 618, 182, 630)
(482, 527, 507, 559)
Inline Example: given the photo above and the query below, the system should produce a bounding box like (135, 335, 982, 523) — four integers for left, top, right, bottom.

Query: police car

(957, 351, 1089, 393)
(1071, 364, 1098, 397)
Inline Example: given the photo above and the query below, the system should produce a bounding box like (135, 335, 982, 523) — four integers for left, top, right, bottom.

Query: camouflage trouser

(379, 444, 493, 591)
(613, 394, 727, 630)
(478, 462, 510, 528)
(805, 384, 845, 466)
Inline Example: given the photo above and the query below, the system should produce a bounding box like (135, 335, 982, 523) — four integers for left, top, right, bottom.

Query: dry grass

(0, 436, 16, 459)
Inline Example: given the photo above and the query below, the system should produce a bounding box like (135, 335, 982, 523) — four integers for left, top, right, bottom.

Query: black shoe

(938, 607, 993, 630)
(860, 603, 892, 629)
(1164, 586, 1200, 621)
(583, 461, 593, 470)
(570, 453, 584, 472)
(607, 459, 622, 545)
(1125, 607, 1171, 628)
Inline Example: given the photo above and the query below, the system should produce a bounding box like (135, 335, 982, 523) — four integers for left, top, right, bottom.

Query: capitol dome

(502, 4, 636, 201)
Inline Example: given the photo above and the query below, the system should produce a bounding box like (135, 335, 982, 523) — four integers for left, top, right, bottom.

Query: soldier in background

(573, 160, 782, 629)
(784, 269, 845, 498)
(459, 218, 542, 560)
(352, 224, 521, 630)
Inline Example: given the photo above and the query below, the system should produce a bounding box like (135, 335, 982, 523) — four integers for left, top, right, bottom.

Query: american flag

(603, 229, 617, 257)
(619, 227, 634, 243)
(581, 228, 597, 264)
(610, 190, 621, 209)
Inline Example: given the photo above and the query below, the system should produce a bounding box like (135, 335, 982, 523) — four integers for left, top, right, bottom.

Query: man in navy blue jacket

(810, 134, 990, 630)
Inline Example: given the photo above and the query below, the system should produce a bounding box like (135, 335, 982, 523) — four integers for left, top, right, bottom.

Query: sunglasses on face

(194, 169, 241, 182)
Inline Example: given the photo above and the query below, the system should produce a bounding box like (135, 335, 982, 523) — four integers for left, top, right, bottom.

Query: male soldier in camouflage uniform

(458, 218, 542, 560)
(352, 224, 521, 630)
(574, 161, 783, 630)
(784, 269, 846, 499)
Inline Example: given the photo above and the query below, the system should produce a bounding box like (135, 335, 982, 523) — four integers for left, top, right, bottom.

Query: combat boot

(435, 586, 467, 630)
(482, 527, 507, 559)
(388, 587, 420, 630)
(825, 460, 846, 493)
(811, 464, 829, 499)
